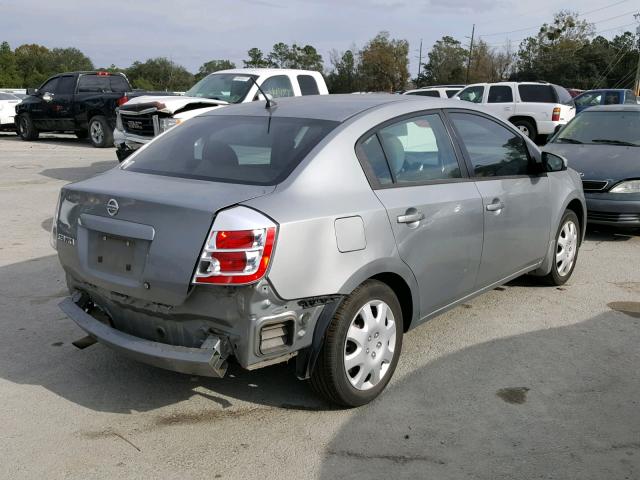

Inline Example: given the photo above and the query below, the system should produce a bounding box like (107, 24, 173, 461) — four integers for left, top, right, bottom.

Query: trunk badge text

(106, 198, 119, 217)
(57, 233, 75, 246)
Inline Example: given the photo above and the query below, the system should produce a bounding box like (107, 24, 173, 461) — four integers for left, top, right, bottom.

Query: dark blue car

(573, 89, 638, 113)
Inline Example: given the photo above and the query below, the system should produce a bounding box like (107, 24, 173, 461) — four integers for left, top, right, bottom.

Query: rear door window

(488, 86, 513, 103)
(603, 91, 621, 105)
(518, 84, 557, 103)
(57, 76, 76, 95)
(624, 91, 637, 104)
(260, 75, 294, 98)
(123, 115, 339, 185)
(297, 75, 320, 95)
(78, 75, 110, 93)
(450, 112, 531, 177)
(457, 86, 484, 103)
(445, 89, 460, 98)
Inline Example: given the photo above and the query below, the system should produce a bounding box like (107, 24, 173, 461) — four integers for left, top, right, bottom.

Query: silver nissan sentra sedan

(53, 94, 585, 406)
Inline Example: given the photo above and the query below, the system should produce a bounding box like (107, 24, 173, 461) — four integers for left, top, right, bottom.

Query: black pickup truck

(15, 71, 133, 148)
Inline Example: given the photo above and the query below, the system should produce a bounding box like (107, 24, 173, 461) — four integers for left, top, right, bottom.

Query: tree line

(0, 12, 637, 94)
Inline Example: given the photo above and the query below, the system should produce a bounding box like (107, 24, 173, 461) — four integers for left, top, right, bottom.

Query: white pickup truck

(114, 68, 329, 160)
(455, 81, 576, 140)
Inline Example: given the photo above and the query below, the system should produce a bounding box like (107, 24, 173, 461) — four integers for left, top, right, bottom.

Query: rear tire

(511, 119, 537, 140)
(310, 280, 403, 407)
(17, 114, 39, 141)
(88, 115, 113, 148)
(541, 210, 580, 286)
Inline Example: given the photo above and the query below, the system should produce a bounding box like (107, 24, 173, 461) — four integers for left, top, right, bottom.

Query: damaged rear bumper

(59, 297, 229, 377)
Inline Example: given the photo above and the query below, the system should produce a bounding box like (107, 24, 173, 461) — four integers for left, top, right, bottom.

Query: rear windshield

(122, 115, 340, 185)
(518, 84, 557, 103)
(78, 74, 129, 93)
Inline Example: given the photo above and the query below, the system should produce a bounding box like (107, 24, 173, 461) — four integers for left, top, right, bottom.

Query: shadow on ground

(319, 311, 640, 480)
(0, 254, 328, 414)
(39, 161, 116, 183)
(585, 225, 639, 242)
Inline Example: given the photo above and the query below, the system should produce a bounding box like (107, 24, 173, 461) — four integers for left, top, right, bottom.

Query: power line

(479, 1, 633, 38)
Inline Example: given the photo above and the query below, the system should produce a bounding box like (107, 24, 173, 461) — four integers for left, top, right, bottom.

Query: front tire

(88, 115, 113, 148)
(311, 280, 403, 407)
(17, 114, 39, 141)
(542, 210, 580, 286)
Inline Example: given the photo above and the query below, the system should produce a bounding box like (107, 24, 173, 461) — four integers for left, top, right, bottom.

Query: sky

(0, 0, 637, 76)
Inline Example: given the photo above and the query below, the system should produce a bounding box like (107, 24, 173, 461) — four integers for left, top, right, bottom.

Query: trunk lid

(56, 168, 274, 305)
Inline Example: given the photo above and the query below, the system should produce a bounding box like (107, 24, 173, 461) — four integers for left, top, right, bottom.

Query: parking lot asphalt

(1, 132, 639, 480)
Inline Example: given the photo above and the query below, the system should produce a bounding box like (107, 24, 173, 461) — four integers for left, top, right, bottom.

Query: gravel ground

(1, 132, 639, 480)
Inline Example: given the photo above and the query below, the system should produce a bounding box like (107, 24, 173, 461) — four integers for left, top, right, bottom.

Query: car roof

(202, 94, 461, 122)
(213, 68, 323, 76)
(578, 89, 630, 94)
(580, 104, 640, 112)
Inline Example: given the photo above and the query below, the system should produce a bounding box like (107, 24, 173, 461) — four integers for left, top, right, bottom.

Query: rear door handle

(486, 201, 505, 212)
(397, 212, 424, 224)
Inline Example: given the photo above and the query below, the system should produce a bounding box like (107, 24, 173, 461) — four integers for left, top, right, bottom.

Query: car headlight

(610, 180, 640, 194)
(159, 117, 182, 133)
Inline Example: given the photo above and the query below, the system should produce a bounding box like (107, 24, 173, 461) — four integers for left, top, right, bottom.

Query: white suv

(455, 82, 576, 139)
(403, 85, 464, 99)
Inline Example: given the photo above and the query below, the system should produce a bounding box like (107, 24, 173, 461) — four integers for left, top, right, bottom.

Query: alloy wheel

(90, 121, 104, 145)
(343, 299, 397, 391)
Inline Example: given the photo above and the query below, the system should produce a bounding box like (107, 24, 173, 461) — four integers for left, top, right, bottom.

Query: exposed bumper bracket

(59, 297, 229, 378)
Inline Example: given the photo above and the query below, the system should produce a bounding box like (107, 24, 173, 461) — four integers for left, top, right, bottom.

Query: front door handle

(397, 212, 425, 224)
(486, 201, 505, 212)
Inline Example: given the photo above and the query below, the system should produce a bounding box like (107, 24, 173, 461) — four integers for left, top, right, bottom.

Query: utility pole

(466, 24, 475, 84)
(417, 39, 423, 83)
(634, 14, 640, 96)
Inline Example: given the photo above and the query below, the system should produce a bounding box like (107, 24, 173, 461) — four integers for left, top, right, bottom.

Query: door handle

(397, 212, 425, 224)
(486, 201, 505, 212)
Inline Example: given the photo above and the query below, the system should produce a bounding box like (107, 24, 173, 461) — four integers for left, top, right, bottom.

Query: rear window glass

(78, 74, 129, 93)
(122, 115, 339, 185)
(445, 89, 460, 98)
(518, 84, 557, 103)
(298, 75, 320, 95)
(407, 90, 440, 97)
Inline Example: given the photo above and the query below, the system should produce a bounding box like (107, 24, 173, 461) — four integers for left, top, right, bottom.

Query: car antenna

(250, 77, 277, 109)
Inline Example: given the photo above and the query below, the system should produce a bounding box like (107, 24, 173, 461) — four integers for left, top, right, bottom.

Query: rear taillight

(552, 107, 561, 122)
(193, 207, 277, 285)
(117, 96, 128, 106)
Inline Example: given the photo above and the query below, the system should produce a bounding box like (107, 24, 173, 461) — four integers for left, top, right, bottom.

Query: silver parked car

(54, 94, 585, 406)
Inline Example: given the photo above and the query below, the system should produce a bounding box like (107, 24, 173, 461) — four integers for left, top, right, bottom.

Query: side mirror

(542, 151, 567, 172)
(26, 88, 38, 96)
(42, 92, 54, 102)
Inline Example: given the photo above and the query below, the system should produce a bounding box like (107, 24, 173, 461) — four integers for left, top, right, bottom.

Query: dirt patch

(153, 407, 269, 427)
(496, 387, 530, 405)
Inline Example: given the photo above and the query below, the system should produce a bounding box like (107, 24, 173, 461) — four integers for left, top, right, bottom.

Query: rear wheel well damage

(370, 272, 413, 333)
(295, 272, 414, 380)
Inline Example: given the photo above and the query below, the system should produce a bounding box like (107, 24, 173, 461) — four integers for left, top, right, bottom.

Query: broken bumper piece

(59, 297, 228, 378)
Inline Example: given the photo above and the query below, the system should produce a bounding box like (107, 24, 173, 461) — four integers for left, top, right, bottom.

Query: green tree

(419, 36, 467, 86)
(0, 42, 21, 87)
(126, 57, 194, 91)
(359, 31, 409, 92)
(267, 42, 292, 68)
(49, 47, 93, 73)
(514, 10, 594, 86)
(327, 48, 361, 92)
(243, 48, 272, 68)
(195, 59, 236, 81)
(14, 44, 53, 87)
